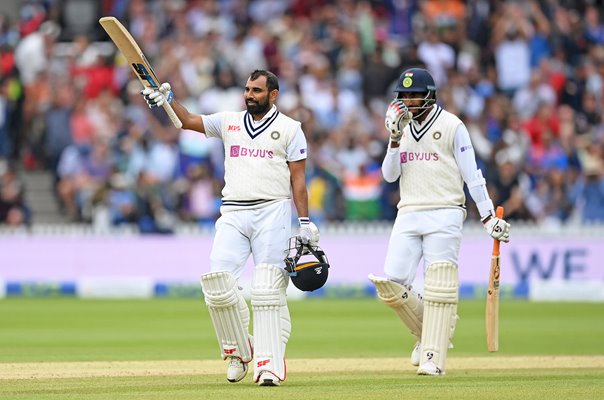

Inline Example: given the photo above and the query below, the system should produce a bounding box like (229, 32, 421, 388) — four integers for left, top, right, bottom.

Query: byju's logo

(229, 145, 273, 158)
(400, 152, 439, 163)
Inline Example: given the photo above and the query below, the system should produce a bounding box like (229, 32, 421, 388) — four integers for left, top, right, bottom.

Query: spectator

(524, 102, 560, 156)
(135, 170, 175, 234)
(512, 71, 557, 120)
(526, 168, 575, 225)
(416, 26, 455, 88)
(0, 77, 10, 159)
(44, 81, 74, 179)
(578, 144, 604, 223)
(56, 144, 85, 220)
(14, 20, 60, 85)
(490, 159, 532, 222)
(491, 3, 532, 96)
(584, 5, 604, 46)
(178, 163, 219, 229)
(0, 161, 30, 226)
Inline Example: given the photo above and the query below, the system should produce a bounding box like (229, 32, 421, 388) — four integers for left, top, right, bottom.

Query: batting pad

(369, 274, 423, 340)
(251, 264, 290, 382)
(201, 272, 253, 363)
(419, 262, 459, 373)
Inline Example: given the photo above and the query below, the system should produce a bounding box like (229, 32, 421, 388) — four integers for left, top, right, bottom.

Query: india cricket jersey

(396, 105, 466, 213)
(202, 105, 307, 213)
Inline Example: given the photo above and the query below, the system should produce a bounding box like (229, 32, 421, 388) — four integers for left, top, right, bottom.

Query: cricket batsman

(142, 69, 319, 386)
(369, 68, 510, 375)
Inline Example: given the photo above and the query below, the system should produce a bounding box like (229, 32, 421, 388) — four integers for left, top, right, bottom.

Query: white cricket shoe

(417, 360, 444, 376)
(410, 342, 421, 366)
(226, 357, 248, 383)
(257, 371, 280, 386)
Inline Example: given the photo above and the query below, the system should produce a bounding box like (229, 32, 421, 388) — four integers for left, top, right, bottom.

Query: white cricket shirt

(383, 105, 466, 213)
(202, 105, 307, 213)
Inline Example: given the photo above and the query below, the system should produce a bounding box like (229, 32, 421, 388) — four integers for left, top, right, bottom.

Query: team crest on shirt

(432, 131, 442, 140)
(270, 131, 281, 140)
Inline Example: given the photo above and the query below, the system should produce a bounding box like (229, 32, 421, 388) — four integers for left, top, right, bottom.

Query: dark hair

(249, 69, 279, 92)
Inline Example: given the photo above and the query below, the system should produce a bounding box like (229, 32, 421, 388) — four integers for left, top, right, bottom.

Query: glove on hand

(298, 217, 320, 245)
(385, 99, 412, 143)
(483, 215, 511, 242)
(141, 82, 174, 108)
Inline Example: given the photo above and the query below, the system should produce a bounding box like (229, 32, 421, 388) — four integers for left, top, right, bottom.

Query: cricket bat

(99, 16, 182, 129)
(486, 206, 504, 352)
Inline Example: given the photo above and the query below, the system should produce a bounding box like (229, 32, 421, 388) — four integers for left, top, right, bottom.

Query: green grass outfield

(1, 298, 603, 399)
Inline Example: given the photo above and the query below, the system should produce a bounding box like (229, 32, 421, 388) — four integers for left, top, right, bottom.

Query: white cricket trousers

(210, 200, 292, 279)
(383, 208, 465, 285)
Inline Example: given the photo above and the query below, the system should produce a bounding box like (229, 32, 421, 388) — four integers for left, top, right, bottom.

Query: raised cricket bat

(99, 16, 182, 129)
(486, 206, 504, 352)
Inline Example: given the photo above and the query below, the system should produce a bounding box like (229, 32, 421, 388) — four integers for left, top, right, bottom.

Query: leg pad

(201, 271, 253, 362)
(251, 264, 290, 382)
(418, 262, 459, 374)
(369, 274, 423, 340)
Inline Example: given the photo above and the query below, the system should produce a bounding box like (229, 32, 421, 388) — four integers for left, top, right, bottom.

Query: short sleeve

(287, 124, 308, 162)
(202, 113, 224, 139)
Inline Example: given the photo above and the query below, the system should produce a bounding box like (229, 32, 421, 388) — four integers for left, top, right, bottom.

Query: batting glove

(141, 82, 174, 108)
(385, 99, 412, 143)
(298, 217, 320, 245)
(482, 214, 511, 243)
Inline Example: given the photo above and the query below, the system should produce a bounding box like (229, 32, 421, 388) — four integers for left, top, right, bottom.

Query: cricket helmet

(284, 238, 329, 292)
(393, 68, 437, 118)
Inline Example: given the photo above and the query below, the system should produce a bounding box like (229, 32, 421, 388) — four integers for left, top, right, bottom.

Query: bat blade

(486, 206, 504, 352)
(99, 16, 182, 129)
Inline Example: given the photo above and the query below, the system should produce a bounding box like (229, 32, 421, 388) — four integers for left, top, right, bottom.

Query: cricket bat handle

(492, 206, 504, 256)
(163, 102, 183, 129)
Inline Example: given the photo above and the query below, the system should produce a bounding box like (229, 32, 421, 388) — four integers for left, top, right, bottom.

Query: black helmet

(393, 68, 437, 118)
(284, 238, 329, 292)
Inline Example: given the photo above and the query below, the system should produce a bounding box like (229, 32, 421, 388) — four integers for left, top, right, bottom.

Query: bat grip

(492, 206, 504, 255)
(162, 102, 183, 129)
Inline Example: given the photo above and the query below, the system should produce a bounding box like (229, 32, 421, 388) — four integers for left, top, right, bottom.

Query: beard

(246, 98, 270, 115)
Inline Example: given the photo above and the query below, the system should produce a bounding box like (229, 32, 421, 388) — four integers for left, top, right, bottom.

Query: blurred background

(0, 0, 603, 301)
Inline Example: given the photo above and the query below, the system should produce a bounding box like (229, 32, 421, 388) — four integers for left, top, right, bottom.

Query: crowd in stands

(0, 0, 603, 231)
